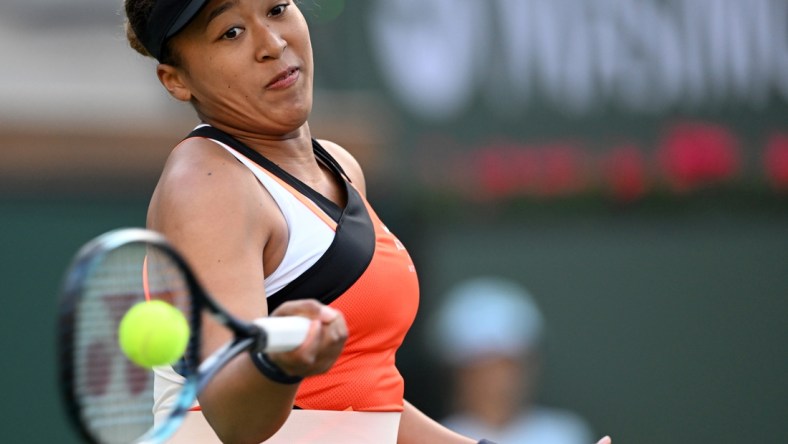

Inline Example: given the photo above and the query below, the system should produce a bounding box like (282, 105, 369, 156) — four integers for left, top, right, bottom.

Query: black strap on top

(185, 125, 376, 311)
(187, 125, 344, 222)
(312, 139, 351, 183)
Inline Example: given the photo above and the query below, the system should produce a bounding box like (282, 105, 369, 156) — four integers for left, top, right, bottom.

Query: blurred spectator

(431, 277, 594, 444)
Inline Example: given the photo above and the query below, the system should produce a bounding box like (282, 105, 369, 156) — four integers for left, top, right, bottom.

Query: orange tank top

(294, 199, 419, 411)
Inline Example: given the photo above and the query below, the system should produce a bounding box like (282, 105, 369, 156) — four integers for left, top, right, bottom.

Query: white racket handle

(253, 316, 312, 353)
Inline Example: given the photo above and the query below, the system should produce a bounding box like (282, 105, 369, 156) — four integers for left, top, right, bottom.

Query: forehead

(170, 0, 238, 46)
(202, 0, 240, 22)
(185, 0, 239, 30)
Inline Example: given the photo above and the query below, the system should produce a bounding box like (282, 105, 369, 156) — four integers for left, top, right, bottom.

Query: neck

(206, 120, 315, 163)
(203, 120, 330, 188)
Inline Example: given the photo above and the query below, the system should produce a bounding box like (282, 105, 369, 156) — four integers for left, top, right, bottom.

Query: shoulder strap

(187, 126, 351, 183)
(187, 126, 343, 222)
(312, 139, 352, 183)
(187, 126, 282, 174)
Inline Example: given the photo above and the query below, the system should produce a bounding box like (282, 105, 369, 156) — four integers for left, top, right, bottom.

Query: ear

(157, 64, 192, 102)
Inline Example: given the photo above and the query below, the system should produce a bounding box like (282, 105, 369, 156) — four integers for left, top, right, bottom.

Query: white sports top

(152, 128, 336, 420)
(207, 135, 337, 294)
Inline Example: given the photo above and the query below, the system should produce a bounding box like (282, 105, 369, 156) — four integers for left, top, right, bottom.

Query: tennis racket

(57, 228, 311, 444)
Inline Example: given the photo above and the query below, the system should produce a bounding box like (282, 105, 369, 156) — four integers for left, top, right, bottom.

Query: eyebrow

(205, 0, 239, 27)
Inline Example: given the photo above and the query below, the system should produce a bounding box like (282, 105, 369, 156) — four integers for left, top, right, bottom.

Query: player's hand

(596, 436, 612, 444)
(266, 299, 347, 378)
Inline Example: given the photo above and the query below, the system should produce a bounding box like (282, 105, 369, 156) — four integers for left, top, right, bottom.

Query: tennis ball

(118, 300, 190, 368)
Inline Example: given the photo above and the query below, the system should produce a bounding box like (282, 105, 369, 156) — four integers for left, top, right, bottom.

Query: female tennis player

(124, 1, 611, 443)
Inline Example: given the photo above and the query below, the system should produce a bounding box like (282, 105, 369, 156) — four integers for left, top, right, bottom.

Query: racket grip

(252, 316, 311, 353)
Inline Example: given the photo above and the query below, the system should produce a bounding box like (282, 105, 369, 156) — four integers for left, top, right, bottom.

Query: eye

(268, 3, 290, 17)
(222, 26, 244, 40)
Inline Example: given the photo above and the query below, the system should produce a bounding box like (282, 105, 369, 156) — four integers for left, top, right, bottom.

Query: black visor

(139, 0, 210, 61)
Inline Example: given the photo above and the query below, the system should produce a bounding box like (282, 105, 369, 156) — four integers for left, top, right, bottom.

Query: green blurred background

(1, 1, 787, 443)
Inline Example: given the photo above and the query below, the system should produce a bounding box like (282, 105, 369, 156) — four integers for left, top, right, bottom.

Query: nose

(253, 22, 287, 61)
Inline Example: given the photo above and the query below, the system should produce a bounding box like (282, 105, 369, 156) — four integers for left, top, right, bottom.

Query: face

(159, 0, 314, 137)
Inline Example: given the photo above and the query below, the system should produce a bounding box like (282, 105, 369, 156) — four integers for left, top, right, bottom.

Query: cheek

(192, 64, 245, 101)
(289, 14, 314, 67)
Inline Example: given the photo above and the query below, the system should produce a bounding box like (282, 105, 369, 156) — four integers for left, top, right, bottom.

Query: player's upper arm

(318, 139, 368, 197)
(147, 138, 273, 350)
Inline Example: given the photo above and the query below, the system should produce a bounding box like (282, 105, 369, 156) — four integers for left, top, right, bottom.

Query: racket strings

(69, 243, 195, 444)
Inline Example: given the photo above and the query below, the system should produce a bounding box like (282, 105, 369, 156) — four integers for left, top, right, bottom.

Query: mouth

(266, 67, 300, 90)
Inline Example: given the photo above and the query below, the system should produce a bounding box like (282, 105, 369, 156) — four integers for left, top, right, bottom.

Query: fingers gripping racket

(57, 228, 310, 444)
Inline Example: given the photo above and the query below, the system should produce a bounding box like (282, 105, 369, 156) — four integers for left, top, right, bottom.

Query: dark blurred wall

(0, 200, 148, 443)
(398, 208, 788, 444)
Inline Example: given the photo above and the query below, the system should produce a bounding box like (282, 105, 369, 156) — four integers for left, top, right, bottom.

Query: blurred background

(1, 0, 787, 442)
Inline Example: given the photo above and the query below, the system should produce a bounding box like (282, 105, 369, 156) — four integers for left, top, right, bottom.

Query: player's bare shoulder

(317, 139, 367, 196)
(147, 137, 270, 233)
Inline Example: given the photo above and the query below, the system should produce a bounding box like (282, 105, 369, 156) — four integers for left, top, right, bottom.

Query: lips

(266, 67, 300, 90)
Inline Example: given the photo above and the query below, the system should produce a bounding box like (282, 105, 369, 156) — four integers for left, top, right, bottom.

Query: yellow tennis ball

(118, 300, 190, 368)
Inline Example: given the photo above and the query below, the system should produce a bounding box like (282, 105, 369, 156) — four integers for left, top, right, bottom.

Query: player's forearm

(199, 353, 299, 444)
(198, 301, 345, 443)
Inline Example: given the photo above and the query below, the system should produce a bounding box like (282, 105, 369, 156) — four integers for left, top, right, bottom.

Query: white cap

(431, 277, 544, 365)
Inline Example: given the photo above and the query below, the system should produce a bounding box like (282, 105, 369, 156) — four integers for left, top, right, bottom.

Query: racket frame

(58, 228, 273, 444)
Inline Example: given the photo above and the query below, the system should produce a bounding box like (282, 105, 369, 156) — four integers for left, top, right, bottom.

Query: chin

(282, 108, 310, 126)
(260, 115, 310, 137)
(281, 105, 312, 128)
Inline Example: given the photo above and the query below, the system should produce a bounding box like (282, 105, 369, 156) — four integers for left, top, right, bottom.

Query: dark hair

(124, 0, 181, 66)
